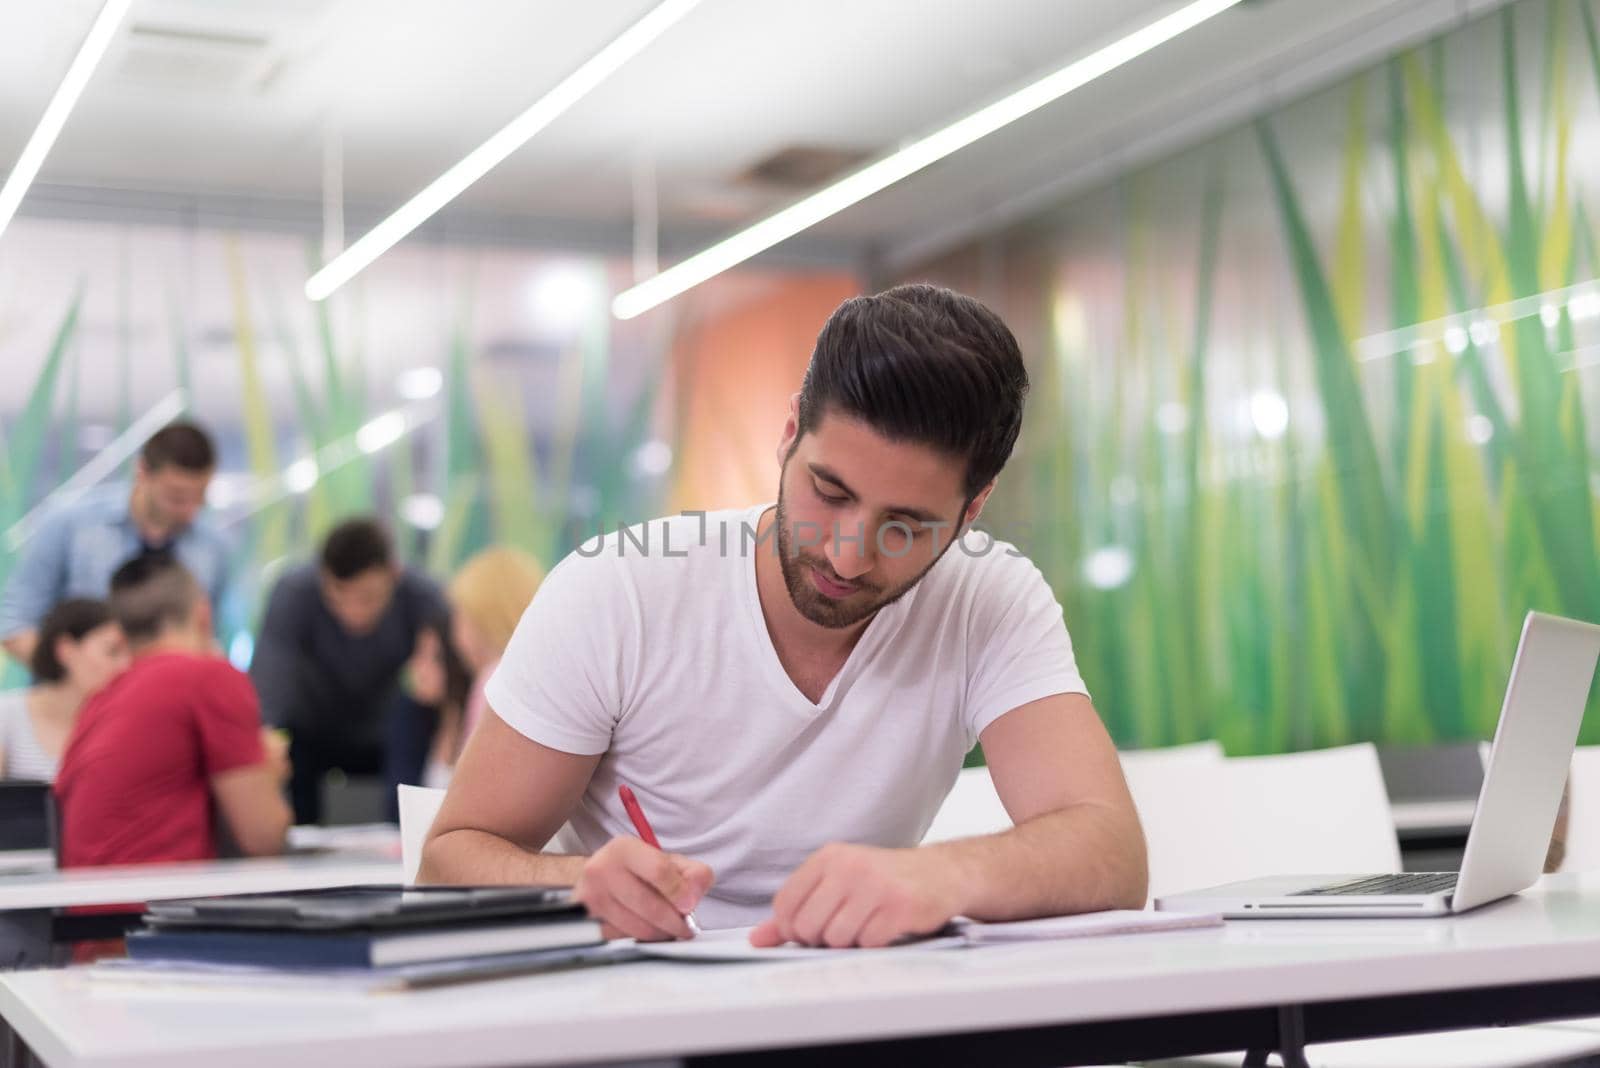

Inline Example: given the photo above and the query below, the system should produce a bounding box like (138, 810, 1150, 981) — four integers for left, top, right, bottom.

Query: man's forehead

(798, 413, 966, 510)
(151, 467, 210, 486)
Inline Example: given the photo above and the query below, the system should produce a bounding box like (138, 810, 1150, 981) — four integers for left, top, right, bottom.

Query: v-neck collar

(736, 503, 916, 716)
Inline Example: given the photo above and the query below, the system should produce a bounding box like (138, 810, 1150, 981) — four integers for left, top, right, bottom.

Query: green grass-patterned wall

(913, 0, 1600, 752)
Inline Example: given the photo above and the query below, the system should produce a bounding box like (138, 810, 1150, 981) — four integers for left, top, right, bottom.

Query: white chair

(921, 741, 1228, 848)
(1555, 744, 1600, 873)
(397, 784, 448, 885)
(1120, 741, 1230, 901)
(921, 765, 1011, 844)
(1120, 739, 1225, 779)
(1149, 744, 1600, 1068)
(1245, 1028, 1600, 1068)
(1133, 743, 1398, 907)
(397, 784, 584, 884)
(1211, 744, 1401, 880)
(1513, 745, 1600, 1045)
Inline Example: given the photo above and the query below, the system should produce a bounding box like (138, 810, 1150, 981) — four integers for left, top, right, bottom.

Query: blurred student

(251, 517, 446, 824)
(0, 600, 129, 781)
(56, 556, 290, 866)
(0, 421, 231, 666)
(404, 548, 543, 787)
(402, 620, 472, 790)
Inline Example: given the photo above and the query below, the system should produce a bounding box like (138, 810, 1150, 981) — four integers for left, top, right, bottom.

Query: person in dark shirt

(251, 518, 447, 824)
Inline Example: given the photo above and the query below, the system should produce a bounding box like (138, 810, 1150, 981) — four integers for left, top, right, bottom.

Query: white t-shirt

(0, 690, 58, 782)
(486, 504, 1088, 929)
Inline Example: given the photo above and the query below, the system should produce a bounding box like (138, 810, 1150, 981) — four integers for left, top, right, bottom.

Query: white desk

(5, 874, 1600, 1068)
(0, 847, 402, 971)
(0, 856, 53, 880)
(0, 852, 400, 913)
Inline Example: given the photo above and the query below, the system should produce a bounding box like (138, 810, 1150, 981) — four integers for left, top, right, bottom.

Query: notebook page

(955, 909, 1222, 943)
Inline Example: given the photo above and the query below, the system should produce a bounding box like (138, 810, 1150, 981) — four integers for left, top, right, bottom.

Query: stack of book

(104, 885, 611, 989)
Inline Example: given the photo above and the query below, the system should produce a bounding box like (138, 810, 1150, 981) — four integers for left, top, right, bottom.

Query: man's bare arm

(753, 693, 1146, 947)
(933, 693, 1148, 917)
(211, 764, 292, 856)
(421, 711, 714, 940)
(418, 710, 599, 886)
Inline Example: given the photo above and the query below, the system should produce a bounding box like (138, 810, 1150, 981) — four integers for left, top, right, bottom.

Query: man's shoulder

(395, 567, 447, 619)
(918, 530, 1057, 626)
(182, 510, 230, 548)
(396, 566, 443, 599)
(570, 506, 762, 570)
(928, 528, 1044, 586)
(134, 651, 247, 687)
(88, 654, 249, 730)
(539, 506, 760, 614)
(273, 562, 319, 593)
(44, 486, 129, 529)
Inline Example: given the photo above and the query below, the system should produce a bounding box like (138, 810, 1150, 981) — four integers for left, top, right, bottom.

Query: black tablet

(144, 884, 580, 931)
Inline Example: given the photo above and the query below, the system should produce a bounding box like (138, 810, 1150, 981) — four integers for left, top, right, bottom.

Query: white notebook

(956, 909, 1221, 944)
(638, 909, 1221, 961)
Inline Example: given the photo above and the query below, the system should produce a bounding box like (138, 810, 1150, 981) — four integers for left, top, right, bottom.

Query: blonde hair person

(412, 547, 543, 787)
(449, 547, 544, 675)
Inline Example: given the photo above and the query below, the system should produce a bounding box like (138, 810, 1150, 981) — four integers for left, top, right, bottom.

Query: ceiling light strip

(306, 0, 702, 302)
(612, 0, 1244, 320)
(1354, 276, 1600, 362)
(0, 0, 133, 242)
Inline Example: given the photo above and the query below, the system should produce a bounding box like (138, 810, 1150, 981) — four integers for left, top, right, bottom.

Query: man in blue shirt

(0, 421, 231, 666)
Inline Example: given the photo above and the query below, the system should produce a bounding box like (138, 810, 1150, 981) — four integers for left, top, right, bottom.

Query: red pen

(618, 783, 702, 936)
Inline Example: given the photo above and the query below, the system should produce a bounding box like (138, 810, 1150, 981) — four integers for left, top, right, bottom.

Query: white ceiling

(0, 0, 1512, 269)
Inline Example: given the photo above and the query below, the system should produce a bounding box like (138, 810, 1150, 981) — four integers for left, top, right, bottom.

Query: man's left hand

(749, 843, 962, 948)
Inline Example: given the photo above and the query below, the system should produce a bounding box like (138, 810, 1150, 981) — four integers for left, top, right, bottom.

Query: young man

(0, 421, 231, 666)
(56, 555, 290, 866)
(250, 518, 447, 824)
(422, 285, 1147, 947)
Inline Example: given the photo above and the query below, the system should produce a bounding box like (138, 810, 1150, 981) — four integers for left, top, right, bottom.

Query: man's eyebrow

(807, 464, 856, 497)
(806, 464, 944, 526)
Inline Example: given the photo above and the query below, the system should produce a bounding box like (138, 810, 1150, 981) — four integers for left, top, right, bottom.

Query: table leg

(1241, 1005, 1310, 1068)
(1277, 1004, 1310, 1068)
(0, 1012, 41, 1068)
(0, 913, 51, 969)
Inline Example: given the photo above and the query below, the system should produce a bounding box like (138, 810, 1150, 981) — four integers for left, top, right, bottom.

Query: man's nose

(824, 520, 874, 580)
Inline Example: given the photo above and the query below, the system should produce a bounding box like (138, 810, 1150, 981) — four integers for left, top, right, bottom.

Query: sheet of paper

(636, 926, 965, 961)
(957, 909, 1222, 943)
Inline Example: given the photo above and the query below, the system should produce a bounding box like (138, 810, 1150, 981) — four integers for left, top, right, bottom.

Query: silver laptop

(1155, 611, 1600, 918)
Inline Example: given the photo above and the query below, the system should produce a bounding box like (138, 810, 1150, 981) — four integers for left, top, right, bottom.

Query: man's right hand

(572, 836, 713, 941)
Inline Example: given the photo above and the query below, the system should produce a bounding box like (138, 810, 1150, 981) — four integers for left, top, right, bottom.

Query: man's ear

(963, 480, 997, 528)
(776, 393, 802, 468)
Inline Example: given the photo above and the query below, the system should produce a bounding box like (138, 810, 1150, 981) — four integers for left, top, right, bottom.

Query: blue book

(126, 917, 604, 969)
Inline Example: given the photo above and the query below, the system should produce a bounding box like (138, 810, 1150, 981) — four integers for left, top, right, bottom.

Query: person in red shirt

(56, 555, 291, 866)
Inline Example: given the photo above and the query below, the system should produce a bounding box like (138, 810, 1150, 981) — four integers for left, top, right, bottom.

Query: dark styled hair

(796, 284, 1030, 499)
(424, 617, 474, 714)
(29, 599, 115, 683)
(109, 555, 203, 644)
(321, 517, 394, 581)
(141, 421, 216, 473)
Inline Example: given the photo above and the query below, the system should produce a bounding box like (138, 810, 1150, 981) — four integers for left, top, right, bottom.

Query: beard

(772, 481, 950, 630)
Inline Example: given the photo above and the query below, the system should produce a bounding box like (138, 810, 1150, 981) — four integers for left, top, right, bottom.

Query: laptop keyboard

(1292, 872, 1459, 897)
